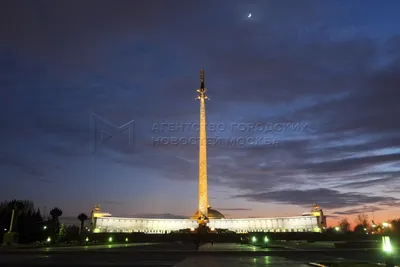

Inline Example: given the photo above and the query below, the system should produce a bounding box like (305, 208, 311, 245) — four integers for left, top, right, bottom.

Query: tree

(355, 214, 369, 228)
(0, 200, 44, 243)
(58, 223, 67, 242)
(325, 227, 335, 233)
(390, 218, 400, 234)
(77, 213, 88, 234)
(50, 207, 63, 220)
(338, 218, 351, 232)
(65, 225, 80, 242)
(49, 207, 63, 236)
(354, 224, 366, 234)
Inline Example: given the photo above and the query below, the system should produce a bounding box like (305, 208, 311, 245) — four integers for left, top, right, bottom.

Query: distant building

(91, 205, 111, 225)
(302, 203, 327, 230)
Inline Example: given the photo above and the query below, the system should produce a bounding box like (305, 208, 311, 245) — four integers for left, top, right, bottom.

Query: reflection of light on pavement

(108, 245, 112, 249)
(84, 246, 88, 250)
(265, 256, 270, 264)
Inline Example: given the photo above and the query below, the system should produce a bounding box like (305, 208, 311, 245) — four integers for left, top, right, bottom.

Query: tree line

(328, 214, 400, 235)
(0, 200, 89, 244)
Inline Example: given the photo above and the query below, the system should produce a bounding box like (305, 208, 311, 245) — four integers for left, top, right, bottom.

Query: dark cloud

(333, 206, 383, 215)
(128, 213, 187, 219)
(380, 200, 400, 207)
(325, 215, 342, 220)
(234, 189, 398, 209)
(332, 173, 400, 189)
(216, 208, 252, 211)
(102, 201, 124, 206)
(0, 157, 53, 184)
(304, 154, 400, 174)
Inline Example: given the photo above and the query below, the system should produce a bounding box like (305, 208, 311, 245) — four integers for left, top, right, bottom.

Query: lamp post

(8, 209, 15, 233)
(2, 205, 19, 246)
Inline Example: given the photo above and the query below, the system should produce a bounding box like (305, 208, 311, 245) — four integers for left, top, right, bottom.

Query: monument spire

(196, 69, 209, 226)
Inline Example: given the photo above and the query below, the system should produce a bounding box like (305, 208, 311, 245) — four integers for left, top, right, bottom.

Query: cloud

(332, 174, 399, 189)
(234, 189, 398, 209)
(0, 156, 53, 184)
(216, 208, 252, 211)
(128, 213, 187, 219)
(102, 201, 124, 206)
(333, 206, 383, 215)
(304, 154, 400, 174)
(326, 215, 342, 220)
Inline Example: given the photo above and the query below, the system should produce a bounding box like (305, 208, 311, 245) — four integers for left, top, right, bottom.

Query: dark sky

(1, 0, 399, 223)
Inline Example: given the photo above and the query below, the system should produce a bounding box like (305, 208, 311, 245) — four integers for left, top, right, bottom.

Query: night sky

(1, 1, 400, 224)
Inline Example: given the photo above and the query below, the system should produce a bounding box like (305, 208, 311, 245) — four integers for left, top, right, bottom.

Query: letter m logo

(90, 112, 135, 154)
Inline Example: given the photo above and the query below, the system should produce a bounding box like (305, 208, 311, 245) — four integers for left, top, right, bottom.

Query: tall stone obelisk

(196, 69, 210, 226)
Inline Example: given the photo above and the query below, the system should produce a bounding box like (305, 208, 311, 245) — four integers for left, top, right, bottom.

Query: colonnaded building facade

(92, 70, 327, 234)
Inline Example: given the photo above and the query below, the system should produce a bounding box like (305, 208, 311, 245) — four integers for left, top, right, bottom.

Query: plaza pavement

(0, 242, 399, 266)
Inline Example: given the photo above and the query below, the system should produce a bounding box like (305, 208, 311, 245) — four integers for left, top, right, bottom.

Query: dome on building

(190, 206, 225, 220)
(208, 207, 225, 219)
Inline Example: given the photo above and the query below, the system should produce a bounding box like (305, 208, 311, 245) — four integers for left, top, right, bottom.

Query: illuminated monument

(190, 69, 225, 226)
(92, 70, 326, 234)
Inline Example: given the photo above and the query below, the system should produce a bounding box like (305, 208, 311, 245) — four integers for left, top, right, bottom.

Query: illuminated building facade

(94, 214, 322, 234)
(92, 70, 326, 234)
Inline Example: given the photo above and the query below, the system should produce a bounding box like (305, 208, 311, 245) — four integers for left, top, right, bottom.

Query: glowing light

(47, 237, 51, 242)
(264, 236, 269, 242)
(108, 237, 113, 242)
(252, 236, 257, 242)
(382, 236, 393, 253)
(248, 13, 252, 18)
(125, 237, 128, 242)
(85, 237, 89, 242)
(335, 227, 340, 231)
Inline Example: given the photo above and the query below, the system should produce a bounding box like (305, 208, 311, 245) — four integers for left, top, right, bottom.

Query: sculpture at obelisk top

(196, 69, 210, 226)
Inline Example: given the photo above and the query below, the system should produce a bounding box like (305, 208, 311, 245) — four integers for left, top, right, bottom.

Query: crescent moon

(248, 13, 252, 18)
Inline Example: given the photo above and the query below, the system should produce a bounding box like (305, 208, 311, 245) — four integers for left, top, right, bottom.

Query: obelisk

(196, 69, 210, 226)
